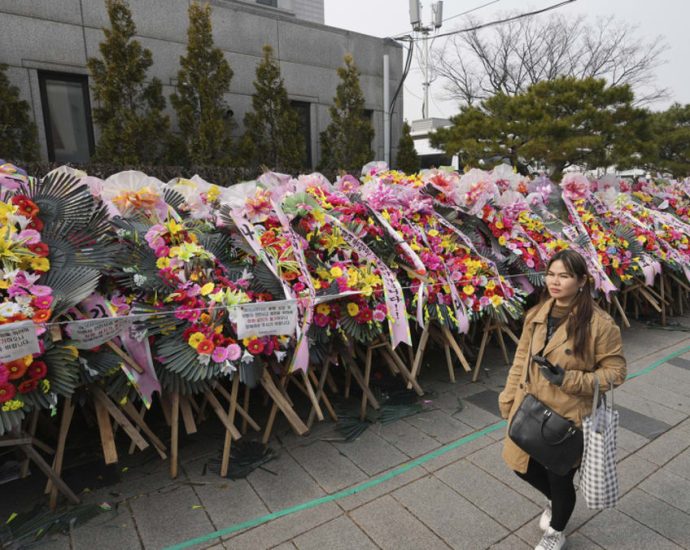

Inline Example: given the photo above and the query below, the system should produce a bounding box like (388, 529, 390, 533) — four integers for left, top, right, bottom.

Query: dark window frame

(38, 70, 95, 162)
(256, 0, 278, 7)
(290, 100, 313, 170)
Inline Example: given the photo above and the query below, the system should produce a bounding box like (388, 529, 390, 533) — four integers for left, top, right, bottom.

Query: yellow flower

(495, 220, 504, 229)
(200, 313, 211, 325)
(486, 280, 496, 290)
(498, 236, 507, 246)
(347, 303, 360, 316)
(490, 295, 504, 307)
(313, 279, 322, 290)
(427, 229, 439, 237)
(188, 332, 205, 349)
(30, 257, 50, 271)
(316, 304, 331, 315)
(166, 220, 183, 235)
(330, 266, 343, 278)
(200, 282, 215, 296)
(156, 257, 170, 269)
(463, 285, 475, 296)
(207, 185, 220, 202)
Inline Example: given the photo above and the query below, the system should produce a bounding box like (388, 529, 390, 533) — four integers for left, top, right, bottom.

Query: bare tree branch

(434, 12, 668, 107)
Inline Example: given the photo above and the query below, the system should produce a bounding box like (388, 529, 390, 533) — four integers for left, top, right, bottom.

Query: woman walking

(498, 249, 626, 550)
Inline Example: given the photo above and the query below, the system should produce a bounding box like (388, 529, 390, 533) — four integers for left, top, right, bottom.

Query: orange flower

(6, 359, 29, 380)
(196, 339, 215, 355)
(32, 309, 51, 323)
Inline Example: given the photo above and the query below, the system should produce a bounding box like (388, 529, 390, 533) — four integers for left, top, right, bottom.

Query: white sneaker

(535, 526, 566, 550)
(539, 500, 552, 531)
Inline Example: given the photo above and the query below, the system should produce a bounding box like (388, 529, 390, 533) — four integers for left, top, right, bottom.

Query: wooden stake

(122, 402, 167, 459)
(220, 374, 241, 477)
(307, 365, 337, 428)
(444, 342, 455, 383)
(441, 326, 471, 373)
(94, 396, 118, 465)
(241, 385, 251, 435)
(180, 396, 197, 435)
(170, 392, 180, 478)
(260, 370, 308, 443)
(472, 323, 491, 382)
(92, 387, 149, 452)
(407, 322, 430, 388)
(360, 347, 373, 421)
(48, 398, 75, 509)
(21, 409, 40, 478)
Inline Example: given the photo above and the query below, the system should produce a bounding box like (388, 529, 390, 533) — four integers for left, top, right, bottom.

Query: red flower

(6, 359, 28, 380)
(11, 195, 40, 217)
(18, 379, 39, 394)
(28, 242, 50, 257)
(28, 361, 48, 380)
(247, 339, 265, 355)
(357, 308, 373, 323)
(196, 339, 215, 355)
(0, 383, 16, 403)
(27, 217, 44, 231)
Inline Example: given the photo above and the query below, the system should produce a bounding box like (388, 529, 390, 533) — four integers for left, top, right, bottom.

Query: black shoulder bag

(508, 332, 583, 476)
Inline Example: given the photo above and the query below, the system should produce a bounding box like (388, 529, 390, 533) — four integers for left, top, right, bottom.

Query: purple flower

(212, 346, 229, 363)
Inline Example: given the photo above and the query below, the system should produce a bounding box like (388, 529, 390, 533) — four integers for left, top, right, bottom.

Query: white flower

(220, 361, 237, 375)
(0, 302, 21, 317)
(240, 350, 254, 364)
(198, 354, 211, 366)
(274, 350, 287, 362)
(133, 274, 147, 287)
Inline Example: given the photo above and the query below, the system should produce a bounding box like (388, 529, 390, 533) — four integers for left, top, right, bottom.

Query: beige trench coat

(498, 297, 627, 474)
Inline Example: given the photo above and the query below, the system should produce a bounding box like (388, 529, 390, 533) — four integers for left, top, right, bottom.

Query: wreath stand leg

(91, 387, 150, 456)
(1, 431, 79, 506)
(360, 347, 373, 421)
(170, 392, 179, 478)
(307, 362, 338, 428)
(407, 322, 431, 387)
(123, 402, 167, 459)
(20, 409, 41, 478)
(472, 321, 519, 382)
(214, 382, 260, 433)
(261, 370, 308, 444)
(220, 374, 241, 478)
(241, 385, 251, 434)
(339, 350, 381, 412)
(46, 398, 75, 510)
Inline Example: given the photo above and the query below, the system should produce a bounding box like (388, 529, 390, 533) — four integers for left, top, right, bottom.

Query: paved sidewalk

(16, 317, 690, 549)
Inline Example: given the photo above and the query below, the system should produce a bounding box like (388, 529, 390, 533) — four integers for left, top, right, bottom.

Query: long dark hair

(545, 249, 594, 361)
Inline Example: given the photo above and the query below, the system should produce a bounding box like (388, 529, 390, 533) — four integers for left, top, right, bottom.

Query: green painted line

(166, 343, 690, 550)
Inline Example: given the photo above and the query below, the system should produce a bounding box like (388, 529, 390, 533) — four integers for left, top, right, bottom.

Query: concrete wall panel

(212, 8, 279, 56)
(0, 0, 82, 26)
(278, 20, 349, 69)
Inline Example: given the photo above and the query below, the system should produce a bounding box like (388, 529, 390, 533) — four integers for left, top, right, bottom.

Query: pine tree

(319, 54, 374, 172)
(87, 0, 170, 164)
(171, 2, 234, 166)
(240, 45, 306, 173)
(395, 121, 420, 174)
(0, 64, 39, 161)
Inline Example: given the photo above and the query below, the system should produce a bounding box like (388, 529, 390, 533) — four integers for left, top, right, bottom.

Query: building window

(290, 101, 312, 169)
(256, 0, 278, 7)
(38, 71, 94, 163)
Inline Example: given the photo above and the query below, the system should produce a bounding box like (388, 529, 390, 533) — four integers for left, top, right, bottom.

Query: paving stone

(452, 401, 503, 431)
(29, 535, 72, 550)
(247, 451, 326, 511)
(621, 379, 690, 414)
(616, 427, 651, 454)
(70, 504, 141, 550)
(639, 469, 690, 514)
(188, 476, 269, 536)
(665, 448, 690, 481)
(635, 427, 690, 466)
(565, 532, 605, 549)
(615, 390, 687, 428)
(462, 389, 502, 418)
(376, 419, 440, 458)
(405, 409, 475, 443)
(393, 475, 509, 549)
(579, 508, 682, 549)
(614, 403, 674, 440)
(465, 441, 545, 504)
(435, 459, 541, 530)
(287, 440, 368, 493)
(269, 543, 297, 550)
(421, 431, 496, 473)
(222, 502, 341, 549)
(129, 485, 216, 549)
(292, 515, 377, 550)
(332, 429, 407, 476)
(667, 356, 690, 370)
(337, 463, 430, 512)
(488, 534, 531, 549)
(616, 453, 658, 496)
(617, 488, 690, 548)
(350, 494, 450, 550)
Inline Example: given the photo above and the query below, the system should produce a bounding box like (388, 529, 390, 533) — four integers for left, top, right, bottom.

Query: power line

(414, 0, 577, 41)
(443, 0, 502, 23)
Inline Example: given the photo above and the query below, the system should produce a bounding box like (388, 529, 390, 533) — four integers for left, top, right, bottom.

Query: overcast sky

(324, 0, 690, 122)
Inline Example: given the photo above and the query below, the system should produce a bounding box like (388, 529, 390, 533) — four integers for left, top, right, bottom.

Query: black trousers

(515, 458, 578, 531)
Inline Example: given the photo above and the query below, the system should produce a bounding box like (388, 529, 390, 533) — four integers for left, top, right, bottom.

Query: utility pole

(409, 0, 443, 119)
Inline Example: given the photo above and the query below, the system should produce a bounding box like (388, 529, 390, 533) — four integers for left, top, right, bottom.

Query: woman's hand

(539, 364, 565, 386)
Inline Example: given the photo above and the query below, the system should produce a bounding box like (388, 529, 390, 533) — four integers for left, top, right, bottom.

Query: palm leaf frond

(40, 267, 101, 317)
(23, 172, 95, 226)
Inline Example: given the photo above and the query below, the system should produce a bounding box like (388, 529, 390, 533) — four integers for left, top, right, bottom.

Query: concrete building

(410, 117, 456, 169)
(0, 0, 403, 169)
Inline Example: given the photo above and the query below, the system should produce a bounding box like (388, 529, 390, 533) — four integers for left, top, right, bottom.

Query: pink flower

(18, 229, 41, 244)
(212, 346, 229, 363)
(29, 284, 52, 297)
(226, 344, 241, 361)
(373, 310, 386, 322)
(32, 295, 53, 309)
(144, 225, 165, 247)
(0, 365, 9, 385)
(560, 173, 591, 201)
(155, 245, 170, 257)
